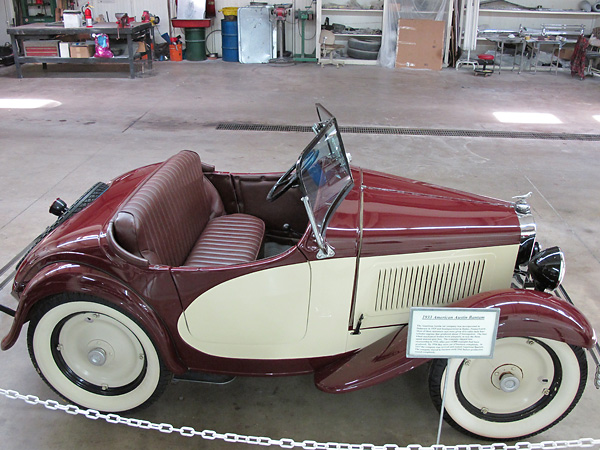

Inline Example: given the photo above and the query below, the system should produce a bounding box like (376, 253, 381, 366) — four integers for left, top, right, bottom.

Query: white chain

(1, 387, 599, 450)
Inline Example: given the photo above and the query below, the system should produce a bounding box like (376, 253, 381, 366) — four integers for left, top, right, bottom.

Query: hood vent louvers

(374, 259, 486, 312)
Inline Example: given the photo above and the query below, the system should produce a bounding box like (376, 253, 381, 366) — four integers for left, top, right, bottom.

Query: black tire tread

(347, 47, 379, 60)
(348, 37, 381, 52)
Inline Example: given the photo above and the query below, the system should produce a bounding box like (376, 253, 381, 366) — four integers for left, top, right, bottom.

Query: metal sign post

(407, 307, 500, 445)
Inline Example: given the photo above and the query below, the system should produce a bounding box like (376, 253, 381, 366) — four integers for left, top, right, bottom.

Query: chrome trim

(513, 192, 533, 215)
(301, 196, 335, 259)
(517, 213, 537, 238)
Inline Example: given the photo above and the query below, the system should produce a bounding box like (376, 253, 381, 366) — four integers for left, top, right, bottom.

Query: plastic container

(169, 43, 183, 61)
(63, 10, 82, 28)
(220, 7, 238, 20)
(221, 19, 239, 62)
(185, 28, 206, 61)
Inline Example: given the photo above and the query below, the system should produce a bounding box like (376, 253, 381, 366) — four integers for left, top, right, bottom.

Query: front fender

(1, 263, 187, 375)
(315, 288, 596, 393)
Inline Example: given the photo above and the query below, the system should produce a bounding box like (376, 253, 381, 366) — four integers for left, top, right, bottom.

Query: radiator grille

(374, 259, 486, 312)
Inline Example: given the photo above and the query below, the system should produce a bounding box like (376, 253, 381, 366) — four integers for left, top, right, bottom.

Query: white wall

(2, 0, 16, 45)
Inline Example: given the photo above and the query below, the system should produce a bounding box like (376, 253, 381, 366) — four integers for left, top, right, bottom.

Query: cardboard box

(395, 19, 445, 70)
(70, 43, 94, 58)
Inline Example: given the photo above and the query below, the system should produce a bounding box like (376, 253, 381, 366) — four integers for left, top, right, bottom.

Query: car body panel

(1, 262, 188, 374)
(176, 257, 395, 360)
(315, 288, 596, 393)
(352, 244, 519, 330)
(360, 168, 521, 257)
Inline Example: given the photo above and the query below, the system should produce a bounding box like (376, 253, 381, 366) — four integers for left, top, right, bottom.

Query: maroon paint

(2, 263, 188, 374)
(359, 168, 521, 257)
(4, 157, 593, 382)
(314, 289, 596, 394)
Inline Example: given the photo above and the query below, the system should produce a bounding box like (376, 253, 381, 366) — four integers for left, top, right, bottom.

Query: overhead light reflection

(593, 115, 600, 123)
(0, 99, 62, 109)
(493, 112, 561, 124)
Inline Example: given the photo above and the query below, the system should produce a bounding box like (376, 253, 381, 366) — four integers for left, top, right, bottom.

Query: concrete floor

(0, 61, 599, 449)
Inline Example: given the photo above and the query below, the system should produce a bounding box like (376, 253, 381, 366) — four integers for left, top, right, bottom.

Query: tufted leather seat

(113, 150, 265, 268)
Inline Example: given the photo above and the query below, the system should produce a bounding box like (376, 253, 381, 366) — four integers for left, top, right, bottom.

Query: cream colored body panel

(353, 245, 519, 329)
(177, 244, 518, 360)
(178, 258, 363, 359)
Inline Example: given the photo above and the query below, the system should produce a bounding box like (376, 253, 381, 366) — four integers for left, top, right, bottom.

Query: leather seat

(184, 214, 265, 267)
(113, 150, 265, 268)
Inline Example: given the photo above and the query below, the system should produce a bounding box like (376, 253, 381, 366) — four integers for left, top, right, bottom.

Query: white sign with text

(407, 307, 500, 359)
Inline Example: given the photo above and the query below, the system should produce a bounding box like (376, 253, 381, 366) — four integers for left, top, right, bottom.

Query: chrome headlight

(528, 246, 565, 291)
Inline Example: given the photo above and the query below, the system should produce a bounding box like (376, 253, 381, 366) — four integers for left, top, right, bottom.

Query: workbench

(7, 22, 154, 79)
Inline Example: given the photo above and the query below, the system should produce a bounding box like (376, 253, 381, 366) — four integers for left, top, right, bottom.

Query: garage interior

(1, 0, 600, 448)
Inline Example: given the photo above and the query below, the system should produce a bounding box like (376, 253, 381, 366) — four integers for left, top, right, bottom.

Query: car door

(171, 246, 312, 360)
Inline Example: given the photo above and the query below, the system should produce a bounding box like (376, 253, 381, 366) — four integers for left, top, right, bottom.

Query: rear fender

(315, 288, 596, 393)
(1, 263, 187, 374)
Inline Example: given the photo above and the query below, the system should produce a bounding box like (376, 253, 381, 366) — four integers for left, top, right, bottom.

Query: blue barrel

(221, 19, 239, 62)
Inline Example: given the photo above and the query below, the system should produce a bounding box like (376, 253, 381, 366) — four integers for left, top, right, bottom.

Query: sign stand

(407, 307, 500, 445)
(435, 363, 451, 445)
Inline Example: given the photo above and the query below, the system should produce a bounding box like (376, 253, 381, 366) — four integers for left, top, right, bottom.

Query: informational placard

(407, 307, 500, 359)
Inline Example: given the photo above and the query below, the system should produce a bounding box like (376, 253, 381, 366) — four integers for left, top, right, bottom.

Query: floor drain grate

(216, 123, 600, 141)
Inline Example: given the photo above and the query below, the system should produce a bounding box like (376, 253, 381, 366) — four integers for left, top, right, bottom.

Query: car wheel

(428, 337, 587, 440)
(27, 294, 171, 413)
(347, 47, 379, 60)
(348, 38, 381, 52)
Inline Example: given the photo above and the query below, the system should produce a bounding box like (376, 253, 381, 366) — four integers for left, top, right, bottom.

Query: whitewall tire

(429, 337, 587, 440)
(27, 295, 171, 413)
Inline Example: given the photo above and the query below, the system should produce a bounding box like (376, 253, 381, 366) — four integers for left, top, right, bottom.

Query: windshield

(297, 118, 354, 238)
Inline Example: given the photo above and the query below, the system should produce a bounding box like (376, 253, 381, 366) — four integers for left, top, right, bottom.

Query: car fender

(1, 262, 187, 374)
(315, 288, 596, 393)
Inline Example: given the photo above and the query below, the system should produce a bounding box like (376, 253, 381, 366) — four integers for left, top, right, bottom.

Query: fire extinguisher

(83, 3, 93, 27)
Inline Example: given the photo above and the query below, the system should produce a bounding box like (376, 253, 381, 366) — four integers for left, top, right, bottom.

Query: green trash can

(185, 28, 206, 61)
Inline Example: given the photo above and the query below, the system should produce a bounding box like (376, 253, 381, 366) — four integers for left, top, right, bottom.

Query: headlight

(528, 246, 565, 291)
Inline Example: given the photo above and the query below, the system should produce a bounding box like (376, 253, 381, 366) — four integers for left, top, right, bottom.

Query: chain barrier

(1, 387, 599, 450)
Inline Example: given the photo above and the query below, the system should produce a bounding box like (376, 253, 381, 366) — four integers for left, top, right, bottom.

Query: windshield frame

(295, 115, 354, 254)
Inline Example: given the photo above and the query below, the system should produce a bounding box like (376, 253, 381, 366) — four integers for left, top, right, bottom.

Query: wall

(2, 0, 16, 45)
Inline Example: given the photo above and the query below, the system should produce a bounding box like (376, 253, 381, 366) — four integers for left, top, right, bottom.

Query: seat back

(113, 151, 224, 266)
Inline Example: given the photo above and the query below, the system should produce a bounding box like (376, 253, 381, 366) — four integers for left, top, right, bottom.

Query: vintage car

(0, 105, 598, 441)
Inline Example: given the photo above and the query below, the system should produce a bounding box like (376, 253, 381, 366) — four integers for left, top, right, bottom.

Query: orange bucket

(169, 43, 182, 61)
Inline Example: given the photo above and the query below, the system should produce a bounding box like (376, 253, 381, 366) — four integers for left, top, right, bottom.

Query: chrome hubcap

(87, 347, 107, 366)
(499, 373, 521, 392)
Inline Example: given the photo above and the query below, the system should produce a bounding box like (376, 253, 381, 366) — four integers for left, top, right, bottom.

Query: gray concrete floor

(0, 61, 599, 449)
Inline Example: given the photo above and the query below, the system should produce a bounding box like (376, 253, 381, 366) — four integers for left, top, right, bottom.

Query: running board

(173, 372, 236, 385)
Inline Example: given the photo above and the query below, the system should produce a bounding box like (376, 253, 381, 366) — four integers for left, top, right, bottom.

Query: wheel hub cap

(491, 363, 524, 393)
(499, 373, 520, 392)
(88, 347, 107, 366)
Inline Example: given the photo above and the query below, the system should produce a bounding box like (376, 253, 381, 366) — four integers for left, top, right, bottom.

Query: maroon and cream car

(1, 105, 598, 440)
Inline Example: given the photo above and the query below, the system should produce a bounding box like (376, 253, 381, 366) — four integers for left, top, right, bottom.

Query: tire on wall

(347, 47, 379, 60)
(348, 37, 381, 52)
(428, 337, 587, 440)
(27, 294, 172, 413)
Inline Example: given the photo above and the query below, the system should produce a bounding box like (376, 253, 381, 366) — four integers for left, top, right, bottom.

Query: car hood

(358, 168, 521, 257)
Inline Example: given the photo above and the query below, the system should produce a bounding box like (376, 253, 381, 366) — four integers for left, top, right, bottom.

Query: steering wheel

(266, 163, 299, 202)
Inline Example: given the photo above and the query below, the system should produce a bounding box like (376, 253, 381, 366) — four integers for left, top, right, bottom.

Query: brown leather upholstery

(113, 150, 264, 267)
(184, 214, 265, 267)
